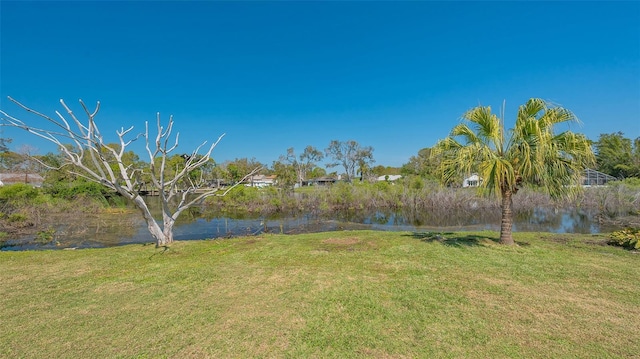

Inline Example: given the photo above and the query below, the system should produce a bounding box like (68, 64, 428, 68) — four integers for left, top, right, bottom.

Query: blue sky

(1, 1, 639, 168)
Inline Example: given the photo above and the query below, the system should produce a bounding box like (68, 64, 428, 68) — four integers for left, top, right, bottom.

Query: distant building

(246, 174, 276, 188)
(0, 173, 45, 187)
(462, 174, 482, 188)
(461, 169, 617, 188)
(376, 175, 402, 182)
(304, 176, 338, 186)
(582, 168, 616, 186)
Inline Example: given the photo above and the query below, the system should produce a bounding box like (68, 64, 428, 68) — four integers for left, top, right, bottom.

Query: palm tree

(433, 98, 595, 245)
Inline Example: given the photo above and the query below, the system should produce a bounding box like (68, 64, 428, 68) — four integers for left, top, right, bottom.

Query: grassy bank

(1, 231, 638, 358)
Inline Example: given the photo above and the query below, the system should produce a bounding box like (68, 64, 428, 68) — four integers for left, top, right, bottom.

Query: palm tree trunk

(500, 189, 515, 245)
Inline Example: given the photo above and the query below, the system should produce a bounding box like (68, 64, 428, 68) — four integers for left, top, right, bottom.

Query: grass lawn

(1, 230, 638, 358)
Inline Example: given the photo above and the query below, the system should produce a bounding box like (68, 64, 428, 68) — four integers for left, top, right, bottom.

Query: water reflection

(1, 205, 616, 251)
(513, 207, 603, 233)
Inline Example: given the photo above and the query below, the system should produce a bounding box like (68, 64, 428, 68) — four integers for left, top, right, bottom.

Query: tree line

(4, 127, 633, 191)
(0, 97, 637, 246)
(0, 139, 381, 189)
(401, 132, 640, 181)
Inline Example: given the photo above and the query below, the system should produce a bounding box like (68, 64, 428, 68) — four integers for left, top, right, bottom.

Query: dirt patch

(583, 238, 609, 246)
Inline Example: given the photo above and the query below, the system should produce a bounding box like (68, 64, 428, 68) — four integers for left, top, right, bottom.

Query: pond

(1, 205, 617, 251)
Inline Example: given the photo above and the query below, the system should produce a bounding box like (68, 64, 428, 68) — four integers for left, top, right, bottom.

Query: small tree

(0, 97, 257, 247)
(272, 159, 297, 192)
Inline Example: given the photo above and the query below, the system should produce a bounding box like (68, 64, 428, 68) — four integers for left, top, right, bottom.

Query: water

(1, 206, 614, 251)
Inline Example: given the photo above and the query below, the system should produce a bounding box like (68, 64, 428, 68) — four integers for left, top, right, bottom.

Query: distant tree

(357, 157, 373, 181)
(223, 157, 264, 184)
(0, 97, 258, 247)
(0, 150, 21, 172)
(15, 144, 39, 180)
(372, 165, 401, 177)
(308, 166, 326, 179)
(272, 159, 297, 191)
(38, 150, 76, 186)
(298, 146, 324, 185)
(0, 136, 11, 153)
(401, 147, 440, 179)
(325, 140, 374, 182)
(595, 132, 640, 178)
(0, 144, 44, 176)
(277, 148, 298, 183)
(277, 146, 324, 187)
(433, 98, 594, 245)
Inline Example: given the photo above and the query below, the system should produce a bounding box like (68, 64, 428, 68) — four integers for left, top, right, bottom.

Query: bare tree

(299, 145, 324, 185)
(325, 140, 374, 182)
(16, 144, 39, 182)
(0, 97, 258, 247)
(279, 146, 324, 187)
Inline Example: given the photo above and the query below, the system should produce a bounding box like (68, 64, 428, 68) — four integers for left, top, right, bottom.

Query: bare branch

(2, 98, 235, 247)
(177, 165, 262, 212)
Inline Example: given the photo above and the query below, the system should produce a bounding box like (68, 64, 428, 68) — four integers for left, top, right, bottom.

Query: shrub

(35, 228, 56, 244)
(608, 228, 640, 250)
(328, 182, 354, 209)
(45, 181, 110, 202)
(0, 183, 39, 202)
(614, 178, 640, 189)
(8, 213, 28, 222)
(226, 186, 260, 204)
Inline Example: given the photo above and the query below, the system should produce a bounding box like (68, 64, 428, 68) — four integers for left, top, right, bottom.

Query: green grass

(1, 231, 638, 358)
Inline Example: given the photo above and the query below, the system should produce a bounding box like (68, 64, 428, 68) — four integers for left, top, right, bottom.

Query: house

(304, 176, 338, 186)
(376, 175, 402, 182)
(582, 168, 616, 186)
(0, 173, 45, 187)
(461, 169, 616, 188)
(246, 174, 276, 188)
(462, 174, 482, 188)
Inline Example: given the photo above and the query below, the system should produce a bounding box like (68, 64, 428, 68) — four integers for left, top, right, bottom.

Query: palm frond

(436, 98, 594, 198)
(450, 124, 480, 145)
(461, 106, 503, 151)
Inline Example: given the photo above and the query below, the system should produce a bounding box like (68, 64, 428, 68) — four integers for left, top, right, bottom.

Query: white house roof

(376, 175, 402, 181)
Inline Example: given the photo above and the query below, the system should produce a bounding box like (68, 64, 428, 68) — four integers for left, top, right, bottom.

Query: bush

(44, 181, 111, 202)
(225, 186, 260, 204)
(0, 183, 39, 202)
(35, 228, 56, 244)
(608, 228, 640, 250)
(327, 182, 354, 209)
(613, 178, 640, 189)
